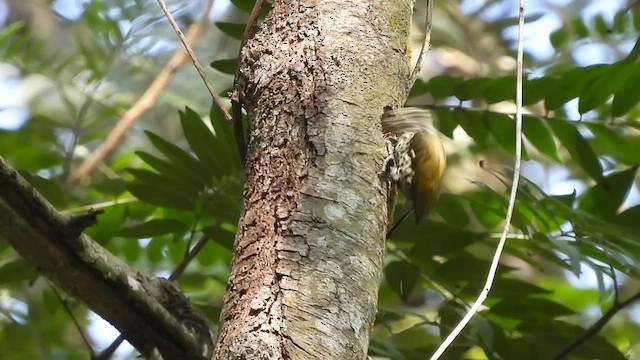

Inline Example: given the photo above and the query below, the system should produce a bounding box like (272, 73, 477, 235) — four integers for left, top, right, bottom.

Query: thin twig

(429, 0, 525, 358)
(409, 103, 637, 128)
(94, 335, 126, 360)
(63, 32, 129, 183)
(549, 290, 640, 360)
(385, 209, 412, 238)
(170, 235, 211, 281)
(623, 0, 640, 15)
(408, 0, 433, 93)
(0, 308, 20, 324)
(49, 284, 96, 359)
(240, 0, 267, 54)
(386, 245, 469, 311)
(625, 34, 640, 61)
(61, 197, 138, 215)
(609, 264, 619, 304)
(230, 0, 267, 161)
(67, 0, 216, 185)
(61, 84, 96, 179)
(156, 0, 231, 122)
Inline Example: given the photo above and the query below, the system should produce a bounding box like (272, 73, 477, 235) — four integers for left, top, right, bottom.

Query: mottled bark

(0, 157, 214, 359)
(215, 1, 413, 359)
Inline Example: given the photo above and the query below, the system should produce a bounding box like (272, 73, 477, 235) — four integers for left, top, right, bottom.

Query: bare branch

(230, 0, 268, 161)
(95, 335, 126, 360)
(408, 0, 433, 92)
(170, 235, 210, 281)
(67, 0, 215, 185)
(156, 0, 232, 122)
(549, 290, 640, 360)
(0, 156, 214, 359)
(625, 33, 640, 61)
(49, 284, 96, 359)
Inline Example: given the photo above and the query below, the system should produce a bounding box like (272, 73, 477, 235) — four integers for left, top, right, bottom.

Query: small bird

(381, 107, 447, 224)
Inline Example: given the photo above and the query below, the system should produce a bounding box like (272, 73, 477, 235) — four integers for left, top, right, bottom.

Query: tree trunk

(215, 1, 413, 359)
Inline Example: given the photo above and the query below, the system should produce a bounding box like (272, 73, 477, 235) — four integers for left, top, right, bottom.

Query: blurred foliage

(1, 0, 640, 359)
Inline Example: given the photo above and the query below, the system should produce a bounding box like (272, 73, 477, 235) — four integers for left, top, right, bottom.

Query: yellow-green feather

(410, 130, 446, 224)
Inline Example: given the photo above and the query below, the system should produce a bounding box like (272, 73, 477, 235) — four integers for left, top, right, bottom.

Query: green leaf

(550, 191, 577, 207)
(180, 107, 223, 177)
(0, 22, 24, 43)
(401, 221, 486, 258)
(616, 205, 640, 230)
(456, 110, 489, 146)
(572, 16, 590, 38)
(577, 166, 638, 221)
(584, 123, 635, 164)
(438, 303, 472, 355)
(202, 225, 235, 251)
(473, 316, 495, 351)
(467, 191, 504, 229)
(486, 278, 552, 299)
(435, 255, 513, 285)
(381, 323, 440, 356)
(230, 0, 271, 16)
(94, 178, 128, 196)
(578, 61, 634, 113)
(612, 10, 628, 33)
(145, 131, 212, 186)
(374, 309, 405, 326)
(426, 75, 464, 99)
(127, 183, 195, 210)
(127, 168, 199, 202)
(121, 236, 142, 262)
(208, 105, 243, 174)
(545, 64, 607, 111)
(484, 75, 516, 104)
(117, 219, 188, 238)
(492, 297, 576, 319)
(468, 184, 532, 234)
(19, 172, 65, 207)
(523, 77, 558, 106)
(0, 123, 63, 171)
(134, 150, 208, 191)
(193, 303, 222, 324)
(434, 193, 469, 228)
(611, 63, 640, 116)
(215, 22, 245, 40)
(146, 238, 167, 264)
(453, 77, 490, 101)
(408, 78, 429, 98)
(634, 10, 640, 31)
(593, 14, 610, 36)
(385, 261, 420, 301)
(196, 238, 230, 266)
(230, 0, 254, 12)
(548, 119, 603, 181)
(433, 107, 456, 138)
(210, 59, 236, 75)
(522, 115, 561, 162)
(549, 27, 569, 48)
(166, 238, 186, 264)
(515, 320, 626, 360)
(85, 203, 128, 244)
(486, 112, 529, 159)
(42, 290, 59, 314)
(0, 260, 38, 285)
